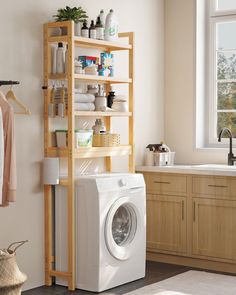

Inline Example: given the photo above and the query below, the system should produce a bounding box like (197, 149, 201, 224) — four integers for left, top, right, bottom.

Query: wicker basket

(0, 241, 28, 295)
(93, 134, 120, 147)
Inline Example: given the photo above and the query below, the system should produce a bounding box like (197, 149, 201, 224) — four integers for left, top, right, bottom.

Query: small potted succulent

(53, 6, 88, 36)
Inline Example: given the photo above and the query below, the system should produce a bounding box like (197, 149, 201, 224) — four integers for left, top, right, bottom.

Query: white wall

(165, 0, 228, 164)
(0, 0, 164, 290)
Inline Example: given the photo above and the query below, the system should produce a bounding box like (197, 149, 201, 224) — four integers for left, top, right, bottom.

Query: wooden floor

(23, 261, 190, 295)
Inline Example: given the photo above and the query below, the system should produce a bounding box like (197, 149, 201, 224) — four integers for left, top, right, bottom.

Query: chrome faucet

(218, 128, 236, 166)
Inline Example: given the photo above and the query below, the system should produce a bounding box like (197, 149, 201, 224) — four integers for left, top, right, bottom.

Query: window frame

(208, 2, 236, 146)
(211, 0, 236, 16)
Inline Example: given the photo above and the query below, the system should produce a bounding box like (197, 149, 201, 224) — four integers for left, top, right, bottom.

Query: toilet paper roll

(43, 157, 59, 185)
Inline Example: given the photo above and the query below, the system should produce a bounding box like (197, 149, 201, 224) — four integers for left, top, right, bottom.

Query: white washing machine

(55, 173, 146, 292)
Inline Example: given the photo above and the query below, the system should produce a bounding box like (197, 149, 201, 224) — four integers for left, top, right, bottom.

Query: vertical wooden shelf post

(105, 83, 111, 172)
(43, 21, 76, 291)
(119, 32, 135, 173)
(43, 23, 53, 287)
(128, 32, 135, 172)
(67, 21, 75, 291)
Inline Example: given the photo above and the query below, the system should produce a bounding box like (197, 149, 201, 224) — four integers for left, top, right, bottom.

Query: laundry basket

(0, 241, 28, 295)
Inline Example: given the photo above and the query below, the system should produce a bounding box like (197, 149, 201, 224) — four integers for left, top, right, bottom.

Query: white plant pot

(74, 22, 82, 36)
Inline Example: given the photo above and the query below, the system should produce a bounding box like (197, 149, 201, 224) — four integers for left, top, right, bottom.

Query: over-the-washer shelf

(44, 20, 134, 291)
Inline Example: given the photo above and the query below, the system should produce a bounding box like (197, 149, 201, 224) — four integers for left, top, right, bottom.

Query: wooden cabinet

(144, 172, 187, 254)
(140, 170, 236, 273)
(192, 176, 236, 200)
(147, 194, 186, 253)
(144, 173, 187, 196)
(193, 198, 236, 261)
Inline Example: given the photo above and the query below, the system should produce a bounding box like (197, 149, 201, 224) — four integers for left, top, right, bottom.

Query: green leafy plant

(54, 6, 88, 23)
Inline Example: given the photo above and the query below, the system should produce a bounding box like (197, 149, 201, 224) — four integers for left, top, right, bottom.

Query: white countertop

(136, 164, 236, 177)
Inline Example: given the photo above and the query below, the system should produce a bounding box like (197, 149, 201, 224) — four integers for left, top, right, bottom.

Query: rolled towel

(74, 88, 83, 94)
(74, 93, 95, 103)
(74, 103, 95, 111)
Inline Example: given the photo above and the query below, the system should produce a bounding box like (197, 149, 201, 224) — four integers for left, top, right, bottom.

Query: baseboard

(147, 252, 236, 274)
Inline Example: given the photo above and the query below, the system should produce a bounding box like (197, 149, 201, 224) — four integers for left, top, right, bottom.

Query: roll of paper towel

(43, 157, 59, 185)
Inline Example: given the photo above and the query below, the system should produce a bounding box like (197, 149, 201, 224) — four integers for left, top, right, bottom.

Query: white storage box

(154, 152, 175, 166)
(55, 130, 67, 148)
(75, 130, 93, 147)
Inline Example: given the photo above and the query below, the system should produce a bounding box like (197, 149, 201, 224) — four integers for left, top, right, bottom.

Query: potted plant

(53, 6, 88, 36)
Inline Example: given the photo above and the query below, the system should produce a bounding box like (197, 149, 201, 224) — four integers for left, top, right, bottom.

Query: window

(215, 0, 236, 12)
(208, 0, 236, 144)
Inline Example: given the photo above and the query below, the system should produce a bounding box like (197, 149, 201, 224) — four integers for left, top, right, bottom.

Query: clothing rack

(0, 80, 20, 86)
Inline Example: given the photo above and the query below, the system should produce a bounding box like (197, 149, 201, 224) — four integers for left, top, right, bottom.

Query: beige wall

(0, 0, 164, 290)
(165, 0, 228, 164)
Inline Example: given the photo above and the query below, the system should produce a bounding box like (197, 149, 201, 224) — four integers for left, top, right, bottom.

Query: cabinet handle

(193, 201, 196, 222)
(208, 184, 227, 188)
(182, 200, 184, 220)
(154, 181, 171, 185)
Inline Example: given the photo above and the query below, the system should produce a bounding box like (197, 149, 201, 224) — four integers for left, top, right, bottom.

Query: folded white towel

(74, 93, 95, 103)
(74, 88, 84, 94)
(74, 103, 95, 111)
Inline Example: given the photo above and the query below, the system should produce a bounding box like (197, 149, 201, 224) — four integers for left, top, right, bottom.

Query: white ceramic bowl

(112, 100, 128, 112)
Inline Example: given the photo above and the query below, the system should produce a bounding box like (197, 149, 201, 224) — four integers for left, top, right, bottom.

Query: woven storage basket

(93, 134, 120, 147)
(0, 241, 28, 295)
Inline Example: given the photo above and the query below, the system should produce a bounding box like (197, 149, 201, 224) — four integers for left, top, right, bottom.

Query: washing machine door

(105, 196, 141, 261)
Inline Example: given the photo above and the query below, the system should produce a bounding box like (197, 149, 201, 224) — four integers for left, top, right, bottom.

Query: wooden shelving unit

(43, 20, 134, 291)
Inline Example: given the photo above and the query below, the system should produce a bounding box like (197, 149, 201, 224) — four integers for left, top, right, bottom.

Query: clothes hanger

(5, 86, 31, 115)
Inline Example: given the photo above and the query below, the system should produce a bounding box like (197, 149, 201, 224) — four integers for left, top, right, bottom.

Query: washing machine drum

(105, 196, 141, 261)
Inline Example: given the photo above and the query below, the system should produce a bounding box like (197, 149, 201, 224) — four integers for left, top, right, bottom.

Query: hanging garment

(0, 91, 16, 207)
(0, 108, 4, 205)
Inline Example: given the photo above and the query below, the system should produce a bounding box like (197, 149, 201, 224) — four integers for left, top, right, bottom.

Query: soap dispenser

(107, 86, 116, 108)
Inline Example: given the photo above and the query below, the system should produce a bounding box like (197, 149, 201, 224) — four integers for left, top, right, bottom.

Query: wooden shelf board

(47, 21, 71, 28)
(46, 147, 68, 157)
(47, 34, 131, 51)
(74, 36, 132, 51)
(59, 179, 69, 186)
(74, 74, 132, 84)
(48, 36, 69, 43)
(48, 73, 131, 84)
(46, 145, 132, 158)
(49, 73, 67, 80)
(74, 111, 132, 117)
(75, 145, 132, 158)
(49, 270, 70, 278)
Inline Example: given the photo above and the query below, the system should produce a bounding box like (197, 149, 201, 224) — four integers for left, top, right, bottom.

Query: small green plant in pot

(53, 6, 88, 36)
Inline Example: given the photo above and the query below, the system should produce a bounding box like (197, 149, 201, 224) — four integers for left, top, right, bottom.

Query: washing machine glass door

(105, 196, 140, 261)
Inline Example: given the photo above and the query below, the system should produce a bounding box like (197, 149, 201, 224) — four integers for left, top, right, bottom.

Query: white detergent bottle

(56, 42, 65, 74)
(99, 9, 105, 26)
(105, 9, 118, 41)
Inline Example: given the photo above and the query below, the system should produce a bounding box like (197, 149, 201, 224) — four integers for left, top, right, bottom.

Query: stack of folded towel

(74, 90, 95, 111)
(52, 88, 96, 111)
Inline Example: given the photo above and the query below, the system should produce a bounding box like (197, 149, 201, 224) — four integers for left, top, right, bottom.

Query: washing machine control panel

(119, 179, 127, 187)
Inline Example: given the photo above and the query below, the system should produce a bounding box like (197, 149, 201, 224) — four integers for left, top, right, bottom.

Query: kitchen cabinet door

(147, 194, 187, 254)
(193, 198, 236, 260)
